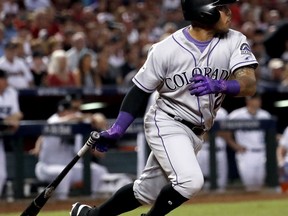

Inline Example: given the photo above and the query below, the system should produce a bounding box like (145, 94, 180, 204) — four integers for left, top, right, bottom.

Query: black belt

(167, 113, 205, 136)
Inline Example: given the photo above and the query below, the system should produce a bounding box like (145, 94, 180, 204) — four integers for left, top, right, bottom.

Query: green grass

(2, 199, 288, 216)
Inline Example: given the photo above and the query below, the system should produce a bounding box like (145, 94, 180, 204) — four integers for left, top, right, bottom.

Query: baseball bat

(20, 131, 100, 216)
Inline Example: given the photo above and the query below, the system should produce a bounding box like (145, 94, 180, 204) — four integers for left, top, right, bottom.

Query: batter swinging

(70, 0, 258, 215)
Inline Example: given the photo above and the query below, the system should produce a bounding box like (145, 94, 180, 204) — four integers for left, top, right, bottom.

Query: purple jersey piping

(173, 29, 205, 125)
(231, 61, 258, 72)
(132, 77, 154, 93)
(206, 38, 221, 120)
(172, 33, 197, 67)
(154, 108, 180, 184)
(206, 38, 220, 66)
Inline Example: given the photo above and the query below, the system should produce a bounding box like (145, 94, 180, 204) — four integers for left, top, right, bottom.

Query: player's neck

(188, 26, 215, 42)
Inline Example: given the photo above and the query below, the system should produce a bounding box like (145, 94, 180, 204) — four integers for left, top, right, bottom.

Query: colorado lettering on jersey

(164, 66, 230, 90)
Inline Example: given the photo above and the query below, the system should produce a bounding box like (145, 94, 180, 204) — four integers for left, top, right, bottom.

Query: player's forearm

(233, 67, 257, 97)
(93, 85, 152, 152)
(106, 85, 152, 138)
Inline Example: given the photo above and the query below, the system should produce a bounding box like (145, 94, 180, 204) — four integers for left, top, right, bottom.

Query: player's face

(214, 5, 232, 34)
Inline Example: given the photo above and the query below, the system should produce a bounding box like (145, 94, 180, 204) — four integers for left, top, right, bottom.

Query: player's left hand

(189, 74, 227, 96)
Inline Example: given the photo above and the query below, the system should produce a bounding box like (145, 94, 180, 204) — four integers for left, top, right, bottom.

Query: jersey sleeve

(229, 34, 258, 73)
(132, 44, 165, 93)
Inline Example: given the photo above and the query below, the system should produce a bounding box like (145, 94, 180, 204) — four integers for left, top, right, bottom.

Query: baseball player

(277, 126, 288, 193)
(0, 69, 23, 197)
(196, 107, 229, 193)
(226, 93, 272, 192)
(70, 0, 258, 215)
(31, 99, 109, 200)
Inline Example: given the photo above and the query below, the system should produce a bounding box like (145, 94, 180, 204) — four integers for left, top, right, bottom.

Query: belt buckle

(174, 116, 183, 121)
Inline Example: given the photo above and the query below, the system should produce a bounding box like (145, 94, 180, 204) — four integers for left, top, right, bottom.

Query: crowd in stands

(0, 0, 287, 92)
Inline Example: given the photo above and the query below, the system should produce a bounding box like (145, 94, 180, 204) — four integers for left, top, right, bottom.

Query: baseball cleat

(140, 214, 147, 216)
(70, 202, 92, 216)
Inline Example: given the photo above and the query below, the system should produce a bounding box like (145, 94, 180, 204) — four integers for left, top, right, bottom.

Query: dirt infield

(1, 189, 287, 213)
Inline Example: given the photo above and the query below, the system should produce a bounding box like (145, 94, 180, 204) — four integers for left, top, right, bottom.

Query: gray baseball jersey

(131, 26, 258, 204)
(133, 27, 258, 130)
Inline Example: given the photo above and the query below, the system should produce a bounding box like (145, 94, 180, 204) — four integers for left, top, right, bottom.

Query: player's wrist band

(110, 111, 135, 137)
(222, 80, 240, 95)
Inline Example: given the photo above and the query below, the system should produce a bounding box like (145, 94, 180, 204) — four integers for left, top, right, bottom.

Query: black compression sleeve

(120, 85, 152, 118)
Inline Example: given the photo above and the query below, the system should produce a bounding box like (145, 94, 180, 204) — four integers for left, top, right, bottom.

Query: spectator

(197, 107, 229, 193)
(0, 69, 23, 198)
(2, 0, 19, 15)
(12, 38, 29, 65)
(121, 43, 151, 88)
(162, 0, 180, 11)
(250, 29, 269, 80)
(66, 31, 97, 72)
(45, 35, 64, 56)
(46, 49, 76, 87)
(29, 8, 59, 39)
(29, 38, 48, 57)
(67, 0, 85, 25)
(0, 41, 34, 89)
(95, 47, 122, 87)
(240, 21, 256, 45)
(28, 51, 48, 87)
(30, 98, 109, 200)
(258, 58, 287, 92)
(13, 24, 33, 59)
(119, 11, 139, 46)
(240, 0, 262, 24)
(0, 24, 6, 57)
(24, 0, 51, 11)
(1, 12, 17, 43)
(277, 126, 288, 193)
(73, 52, 99, 88)
(107, 34, 126, 74)
(119, 45, 140, 84)
(225, 93, 272, 192)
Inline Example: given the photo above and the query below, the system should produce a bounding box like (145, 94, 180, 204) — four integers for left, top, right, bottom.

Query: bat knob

(90, 131, 100, 140)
